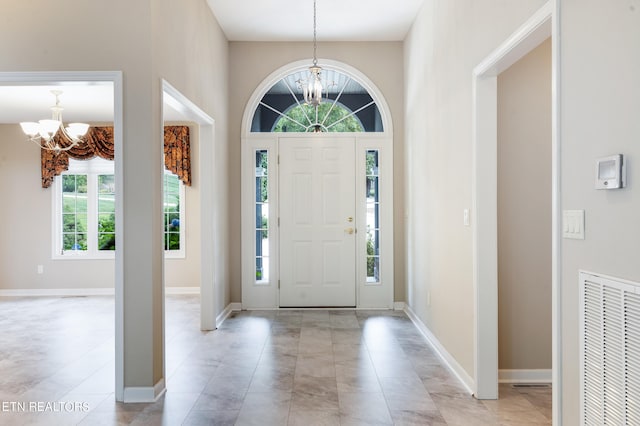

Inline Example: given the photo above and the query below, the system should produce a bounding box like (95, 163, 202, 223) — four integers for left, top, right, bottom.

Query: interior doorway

(471, 1, 557, 407)
(496, 38, 552, 385)
(161, 80, 217, 330)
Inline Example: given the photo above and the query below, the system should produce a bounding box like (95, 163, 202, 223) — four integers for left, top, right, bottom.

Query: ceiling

(0, 2, 425, 124)
(206, 0, 425, 41)
(0, 83, 186, 124)
(0, 84, 114, 124)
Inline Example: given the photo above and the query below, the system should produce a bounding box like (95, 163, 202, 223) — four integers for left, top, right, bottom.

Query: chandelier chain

(313, 0, 318, 66)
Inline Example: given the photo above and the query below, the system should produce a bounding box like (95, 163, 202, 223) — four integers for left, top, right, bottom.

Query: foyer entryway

(241, 60, 394, 310)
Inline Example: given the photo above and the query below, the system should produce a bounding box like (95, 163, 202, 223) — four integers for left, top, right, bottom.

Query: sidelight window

(366, 150, 380, 283)
(255, 150, 269, 283)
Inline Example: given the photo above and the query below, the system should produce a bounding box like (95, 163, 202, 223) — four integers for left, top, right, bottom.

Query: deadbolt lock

(347, 217, 353, 222)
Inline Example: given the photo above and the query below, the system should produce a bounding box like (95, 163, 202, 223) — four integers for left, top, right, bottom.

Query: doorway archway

(241, 60, 394, 309)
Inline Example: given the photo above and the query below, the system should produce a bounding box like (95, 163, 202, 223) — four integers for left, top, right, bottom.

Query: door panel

(279, 137, 356, 307)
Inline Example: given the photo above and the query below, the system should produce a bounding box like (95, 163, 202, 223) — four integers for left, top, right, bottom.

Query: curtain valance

(41, 126, 190, 188)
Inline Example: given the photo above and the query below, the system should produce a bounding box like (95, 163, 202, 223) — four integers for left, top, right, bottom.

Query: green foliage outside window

(98, 175, 115, 250)
(164, 174, 181, 251)
(62, 175, 88, 251)
(273, 103, 364, 132)
(60, 172, 181, 253)
(367, 233, 375, 277)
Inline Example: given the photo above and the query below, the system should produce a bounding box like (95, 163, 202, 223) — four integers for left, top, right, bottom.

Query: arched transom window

(251, 67, 384, 133)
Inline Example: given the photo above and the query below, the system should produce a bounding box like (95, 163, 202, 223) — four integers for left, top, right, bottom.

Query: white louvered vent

(580, 271, 640, 425)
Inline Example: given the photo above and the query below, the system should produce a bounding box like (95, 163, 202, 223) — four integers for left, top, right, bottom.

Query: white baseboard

(216, 302, 242, 328)
(123, 379, 165, 403)
(393, 301, 406, 311)
(499, 369, 552, 384)
(0, 286, 200, 297)
(404, 304, 475, 395)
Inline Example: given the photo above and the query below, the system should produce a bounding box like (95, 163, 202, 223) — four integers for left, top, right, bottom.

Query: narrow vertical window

(62, 175, 88, 253)
(98, 175, 116, 250)
(366, 150, 380, 283)
(255, 150, 269, 283)
(164, 173, 181, 251)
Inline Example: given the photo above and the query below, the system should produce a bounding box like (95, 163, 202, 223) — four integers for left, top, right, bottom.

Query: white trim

(498, 369, 552, 384)
(393, 302, 406, 311)
(356, 138, 394, 309)
(471, 1, 556, 402)
(241, 139, 279, 309)
(404, 305, 475, 395)
(0, 286, 200, 297)
(551, 5, 562, 425)
(216, 302, 242, 328)
(473, 4, 552, 77)
(161, 80, 217, 332)
(122, 379, 166, 403)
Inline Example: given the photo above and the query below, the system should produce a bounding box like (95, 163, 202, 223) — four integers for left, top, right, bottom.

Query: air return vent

(580, 271, 640, 425)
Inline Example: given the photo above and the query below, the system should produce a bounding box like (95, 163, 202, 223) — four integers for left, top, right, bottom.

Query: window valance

(41, 126, 190, 188)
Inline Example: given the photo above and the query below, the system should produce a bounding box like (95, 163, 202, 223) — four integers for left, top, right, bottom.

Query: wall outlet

(37, 265, 44, 274)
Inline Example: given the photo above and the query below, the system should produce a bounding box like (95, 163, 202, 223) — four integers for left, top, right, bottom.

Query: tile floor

(0, 295, 551, 425)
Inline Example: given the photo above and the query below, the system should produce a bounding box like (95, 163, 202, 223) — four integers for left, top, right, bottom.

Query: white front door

(279, 137, 356, 307)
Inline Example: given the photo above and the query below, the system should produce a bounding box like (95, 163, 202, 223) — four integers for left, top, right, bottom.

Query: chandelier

(302, 0, 323, 107)
(20, 90, 90, 153)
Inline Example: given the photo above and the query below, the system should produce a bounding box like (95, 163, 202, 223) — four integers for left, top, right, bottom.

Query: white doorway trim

(0, 70, 124, 400)
(471, 3, 560, 422)
(240, 60, 394, 310)
(162, 80, 217, 330)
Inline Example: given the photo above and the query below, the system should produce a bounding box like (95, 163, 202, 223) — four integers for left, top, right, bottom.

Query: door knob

(345, 228, 354, 235)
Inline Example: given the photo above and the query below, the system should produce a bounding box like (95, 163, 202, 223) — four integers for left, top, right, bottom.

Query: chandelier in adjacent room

(20, 90, 89, 153)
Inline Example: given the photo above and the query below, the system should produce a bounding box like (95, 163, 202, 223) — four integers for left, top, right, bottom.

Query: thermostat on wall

(595, 154, 626, 189)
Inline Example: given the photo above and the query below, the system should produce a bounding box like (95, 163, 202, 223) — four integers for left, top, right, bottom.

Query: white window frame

(52, 158, 185, 259)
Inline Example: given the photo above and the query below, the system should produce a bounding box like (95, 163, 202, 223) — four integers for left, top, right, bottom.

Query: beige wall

(152, 0, 231, 311)
(560, 1, 640, 423)
(403, 0, 547, 378)
(228, 41, 405, 303)
(497, 38, 552, 371)
(0, 0, 229, 295)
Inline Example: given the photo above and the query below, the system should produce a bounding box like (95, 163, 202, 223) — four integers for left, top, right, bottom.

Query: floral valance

(41, 126, 190, 188)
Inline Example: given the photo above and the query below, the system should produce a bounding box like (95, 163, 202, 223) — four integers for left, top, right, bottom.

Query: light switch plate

(563, 210, 585, 239)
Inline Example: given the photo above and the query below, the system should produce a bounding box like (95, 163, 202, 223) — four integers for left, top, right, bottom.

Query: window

(255, 150, 269, 283)
(61, 174, 88, 251)
(366, 150, 380, 283)
(163, 172, 184, 255)
(54, 158, 184, 258)
(251, 67, 384, 133)
(273, 102, 364, 133)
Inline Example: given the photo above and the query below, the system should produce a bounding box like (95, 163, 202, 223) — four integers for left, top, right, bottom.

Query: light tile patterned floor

(0, 295, 551, 425)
